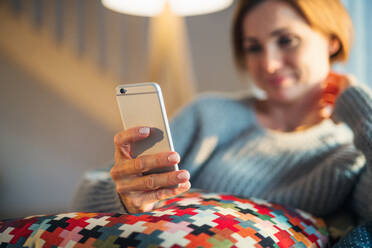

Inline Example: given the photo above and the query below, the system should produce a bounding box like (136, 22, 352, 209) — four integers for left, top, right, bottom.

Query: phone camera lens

(120, 88, 127, 94)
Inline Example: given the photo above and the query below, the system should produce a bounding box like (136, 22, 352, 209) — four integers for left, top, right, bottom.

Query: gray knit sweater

(72, 84, 372, 221)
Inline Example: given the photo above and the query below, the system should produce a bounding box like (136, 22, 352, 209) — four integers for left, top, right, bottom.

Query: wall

(0, 0, 244, 218)
(0, 54, 118, 218)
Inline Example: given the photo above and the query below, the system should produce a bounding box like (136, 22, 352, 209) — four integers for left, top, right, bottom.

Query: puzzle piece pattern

(0, 191, 328, 247)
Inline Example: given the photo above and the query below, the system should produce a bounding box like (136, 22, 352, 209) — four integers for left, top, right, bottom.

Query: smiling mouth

(267, 76, 292, 87)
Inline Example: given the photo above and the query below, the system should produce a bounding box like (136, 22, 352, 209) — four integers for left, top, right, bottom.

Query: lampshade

(101, 0, 233, 16)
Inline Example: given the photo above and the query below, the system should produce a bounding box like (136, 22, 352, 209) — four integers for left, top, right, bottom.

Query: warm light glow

(169, 0, 233, 16)
(102, 0, 166, 17)
(101, 0, 233, 16)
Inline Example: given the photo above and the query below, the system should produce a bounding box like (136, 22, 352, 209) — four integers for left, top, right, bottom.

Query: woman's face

(242, 0, 333, 103)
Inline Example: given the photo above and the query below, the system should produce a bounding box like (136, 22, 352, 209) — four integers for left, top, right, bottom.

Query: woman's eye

(244, 44, 262, 54)
(278, 35, 300, 49)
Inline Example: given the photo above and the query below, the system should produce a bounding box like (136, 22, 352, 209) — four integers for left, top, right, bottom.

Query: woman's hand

(111, 126, 191, 213)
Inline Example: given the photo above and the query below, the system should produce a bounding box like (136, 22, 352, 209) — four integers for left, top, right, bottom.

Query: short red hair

(232, 0, 353, 71)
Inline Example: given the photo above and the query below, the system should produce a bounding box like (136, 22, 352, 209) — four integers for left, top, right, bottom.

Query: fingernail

(139, 127, 150, 135)
(177, 171, 189, 180)
(168, 153, 180, 163)
(179, 181, 190, 189)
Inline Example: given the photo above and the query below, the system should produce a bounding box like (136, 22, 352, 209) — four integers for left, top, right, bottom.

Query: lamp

(102, 0, 233, 115)
(102, 0, 233, 16)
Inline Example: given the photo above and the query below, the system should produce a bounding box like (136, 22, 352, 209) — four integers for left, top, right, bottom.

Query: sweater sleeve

(71, 169, 126, 213)
(333, 81, 372, 220)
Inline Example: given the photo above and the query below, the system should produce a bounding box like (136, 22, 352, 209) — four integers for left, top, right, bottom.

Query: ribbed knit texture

(72, 84, 372, 221)
(72, 170, 123, 213)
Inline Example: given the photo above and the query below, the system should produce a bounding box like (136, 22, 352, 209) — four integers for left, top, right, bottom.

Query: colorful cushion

(0, 191, 328, 247)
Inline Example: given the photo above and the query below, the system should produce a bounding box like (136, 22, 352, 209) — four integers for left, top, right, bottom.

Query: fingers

(116, 170, 190, 193)
(126, 181, 191, 213)
(111, 152, 180, 179)
(141, 181, 191, 205)
(114, 127, 151, 160)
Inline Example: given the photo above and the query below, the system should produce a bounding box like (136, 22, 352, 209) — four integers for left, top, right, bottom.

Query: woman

(74, 0, 371, 231)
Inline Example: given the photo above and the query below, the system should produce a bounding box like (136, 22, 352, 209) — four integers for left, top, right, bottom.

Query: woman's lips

(267, 76, 292, 87)
(268, 76, 286, 85)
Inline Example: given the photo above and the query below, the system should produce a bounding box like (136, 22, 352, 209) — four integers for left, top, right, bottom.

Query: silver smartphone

(116, 82, 178, 175)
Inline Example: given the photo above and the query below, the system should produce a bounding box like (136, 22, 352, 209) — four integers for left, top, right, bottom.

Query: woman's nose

(262, 48, 282, 74)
